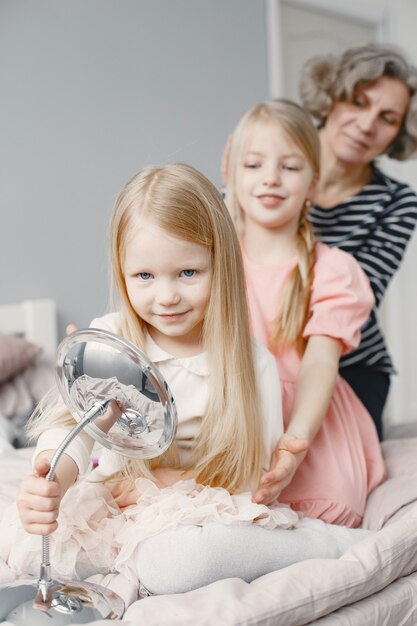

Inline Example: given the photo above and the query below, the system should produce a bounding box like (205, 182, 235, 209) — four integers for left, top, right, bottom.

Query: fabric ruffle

(0, 481, 123, 580)
(1, 477, 298, 583)
(114, 477, 299, 582)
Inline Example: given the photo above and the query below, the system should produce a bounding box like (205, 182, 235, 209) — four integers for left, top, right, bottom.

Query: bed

(0, 300, 416, 625)
(0, 299, 56, 449)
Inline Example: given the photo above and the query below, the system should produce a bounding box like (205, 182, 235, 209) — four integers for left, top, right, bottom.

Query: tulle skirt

(0, 477, 299, 582)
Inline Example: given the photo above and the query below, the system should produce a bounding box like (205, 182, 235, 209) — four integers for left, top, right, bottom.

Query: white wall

(362, 0, 417, 425)
(274, 0, 417, 425)
(0, 0, 270, 336)
(2, 0, 416, 424)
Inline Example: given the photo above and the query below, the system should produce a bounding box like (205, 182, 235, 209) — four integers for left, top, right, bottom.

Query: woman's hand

(16, 459, 62, 535)
(252, 434, 309, 505)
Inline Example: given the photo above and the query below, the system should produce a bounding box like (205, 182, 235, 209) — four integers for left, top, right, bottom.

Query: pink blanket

(1, 438, 417, 625)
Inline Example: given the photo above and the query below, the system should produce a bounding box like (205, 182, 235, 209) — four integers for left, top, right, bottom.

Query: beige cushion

(0, 332, 41, 384)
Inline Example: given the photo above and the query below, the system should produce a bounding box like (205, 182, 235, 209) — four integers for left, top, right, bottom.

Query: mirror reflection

(55, 329, 177, 459)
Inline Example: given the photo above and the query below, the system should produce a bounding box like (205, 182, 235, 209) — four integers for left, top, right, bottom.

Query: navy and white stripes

(310, 165, 417, 373)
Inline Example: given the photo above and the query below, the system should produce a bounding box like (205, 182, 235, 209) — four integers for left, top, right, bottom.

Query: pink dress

(243, 242, 386, 528)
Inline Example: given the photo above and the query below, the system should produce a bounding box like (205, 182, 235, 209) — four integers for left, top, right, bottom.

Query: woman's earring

(304, 199, 311, 210)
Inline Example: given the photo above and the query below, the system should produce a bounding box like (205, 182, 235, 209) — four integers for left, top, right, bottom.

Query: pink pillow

(0, 332, 41, 383)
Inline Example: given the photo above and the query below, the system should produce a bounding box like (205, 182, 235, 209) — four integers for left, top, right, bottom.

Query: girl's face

(235, 121, 316, 235)
(123, 220, 212, 357)
(321, 75, 410, 165)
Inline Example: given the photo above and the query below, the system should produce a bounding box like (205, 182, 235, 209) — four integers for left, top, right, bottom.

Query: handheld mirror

(0, 328, 177, 625)
(56, 328, 177, 459)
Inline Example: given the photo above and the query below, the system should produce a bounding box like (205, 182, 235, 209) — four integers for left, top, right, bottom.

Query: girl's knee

(137, 525, 216, 595)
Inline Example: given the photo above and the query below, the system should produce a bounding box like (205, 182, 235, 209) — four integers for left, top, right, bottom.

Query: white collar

(145, 334, 209, 376)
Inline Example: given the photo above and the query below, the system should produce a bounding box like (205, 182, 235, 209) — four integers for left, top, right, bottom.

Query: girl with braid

(6, 162, 373, 595)
(225, 99, 386, 528)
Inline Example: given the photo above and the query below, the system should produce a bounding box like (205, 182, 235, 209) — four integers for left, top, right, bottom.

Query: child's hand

(252, 434, 309, 505)
(16, 459, 62, 535)
(110, 469, 194, 509)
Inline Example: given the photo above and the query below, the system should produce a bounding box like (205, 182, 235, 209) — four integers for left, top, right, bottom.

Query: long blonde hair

(30, 163, 265, 493)
(225, 99, 320, 354)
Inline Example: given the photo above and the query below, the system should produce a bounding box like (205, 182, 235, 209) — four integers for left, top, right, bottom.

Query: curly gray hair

(299, 43, 417, 160)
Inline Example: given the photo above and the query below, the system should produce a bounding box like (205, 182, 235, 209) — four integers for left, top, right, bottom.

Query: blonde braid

(270, 201, 316, 354)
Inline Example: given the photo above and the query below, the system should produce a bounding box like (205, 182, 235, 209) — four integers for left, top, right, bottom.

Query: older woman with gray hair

(300, 43, 417, 440)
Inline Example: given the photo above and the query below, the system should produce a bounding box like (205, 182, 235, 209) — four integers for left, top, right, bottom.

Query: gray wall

(0, 0, 269, 339)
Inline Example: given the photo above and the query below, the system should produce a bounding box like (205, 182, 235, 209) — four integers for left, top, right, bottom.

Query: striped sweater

(310, 164, 417, 373)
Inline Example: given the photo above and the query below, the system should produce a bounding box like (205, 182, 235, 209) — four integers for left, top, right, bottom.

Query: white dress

(0, 313, 299, 582)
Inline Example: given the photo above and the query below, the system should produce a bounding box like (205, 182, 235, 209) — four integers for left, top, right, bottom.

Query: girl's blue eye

(138, 272, 152, 280)
(181, 269, 196, 277)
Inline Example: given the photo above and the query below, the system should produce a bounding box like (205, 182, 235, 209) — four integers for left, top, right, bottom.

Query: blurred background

(1, 0, 416, 426)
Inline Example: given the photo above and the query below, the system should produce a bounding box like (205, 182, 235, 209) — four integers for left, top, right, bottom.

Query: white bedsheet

(0, 439, 416, 626)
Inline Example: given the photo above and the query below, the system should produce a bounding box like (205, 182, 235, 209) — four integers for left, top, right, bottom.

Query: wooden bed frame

(0, 299, 58, 357)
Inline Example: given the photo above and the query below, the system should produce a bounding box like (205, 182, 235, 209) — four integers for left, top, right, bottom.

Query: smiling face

(321, 75, 410, 165)
(123, 220, 212, 356)
(235, 120, 316, 236)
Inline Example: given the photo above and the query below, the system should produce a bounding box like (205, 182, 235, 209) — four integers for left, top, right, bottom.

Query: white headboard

(0, 299, 58, 357)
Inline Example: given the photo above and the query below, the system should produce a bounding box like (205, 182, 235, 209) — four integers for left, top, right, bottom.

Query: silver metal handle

(38, 398, 112, 602)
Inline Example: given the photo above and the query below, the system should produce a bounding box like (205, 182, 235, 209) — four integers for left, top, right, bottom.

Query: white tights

(136, 518, 371, 595)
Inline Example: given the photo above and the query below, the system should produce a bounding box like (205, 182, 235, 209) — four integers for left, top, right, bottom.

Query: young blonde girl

(5, 163, 370, 596)
(226, 100, 386, 528)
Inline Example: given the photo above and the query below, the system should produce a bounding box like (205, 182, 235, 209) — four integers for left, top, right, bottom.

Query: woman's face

(321, 75, 410, 166)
